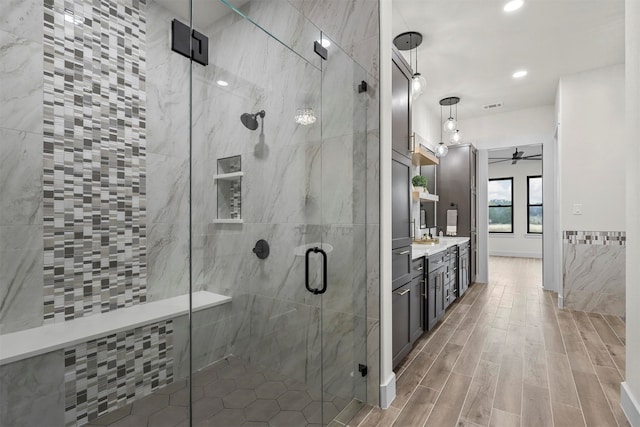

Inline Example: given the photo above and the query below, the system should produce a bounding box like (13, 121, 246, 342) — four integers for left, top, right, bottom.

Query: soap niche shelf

(213, 155, 243, 224)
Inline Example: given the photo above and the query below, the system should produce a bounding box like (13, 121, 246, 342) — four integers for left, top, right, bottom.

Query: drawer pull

(395, 289, 410, 296)
(397, 250, 410, 255)
(415, 266, 423, 271)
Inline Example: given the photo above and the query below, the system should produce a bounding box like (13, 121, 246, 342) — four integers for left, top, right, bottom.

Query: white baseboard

(380, 372, 396, 409)
(621, 382, 640, 426)
(489, 251, 543, 259)
(558, 295, 564, 309)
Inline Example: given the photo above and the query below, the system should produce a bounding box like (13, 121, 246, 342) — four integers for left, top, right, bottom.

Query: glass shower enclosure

(188, 1, 370, 425)
(0, 0, 374, 425)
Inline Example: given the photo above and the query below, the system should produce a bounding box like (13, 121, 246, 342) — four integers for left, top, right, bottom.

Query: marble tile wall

(563, 231, 626, 316)
(0, 351, 65, 426)
(0, 0, 45, 334)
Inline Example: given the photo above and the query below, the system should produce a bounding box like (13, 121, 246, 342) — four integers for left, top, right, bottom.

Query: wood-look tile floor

(350, 257, 629, 427)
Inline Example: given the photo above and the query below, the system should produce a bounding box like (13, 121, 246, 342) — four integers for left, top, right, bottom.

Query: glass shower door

(188, 1, 368, 425)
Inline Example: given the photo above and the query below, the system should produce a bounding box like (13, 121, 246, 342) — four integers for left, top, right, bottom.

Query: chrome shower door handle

(305, 247, 328, 295)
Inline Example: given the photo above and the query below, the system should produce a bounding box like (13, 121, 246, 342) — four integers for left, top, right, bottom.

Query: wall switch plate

(572, 204, 583, 215)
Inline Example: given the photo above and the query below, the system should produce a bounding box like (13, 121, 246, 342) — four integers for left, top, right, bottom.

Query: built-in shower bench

(0, 291, 231, 366)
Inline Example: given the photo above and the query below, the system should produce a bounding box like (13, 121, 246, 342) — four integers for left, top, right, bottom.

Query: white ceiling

(392, 0, 625, 120)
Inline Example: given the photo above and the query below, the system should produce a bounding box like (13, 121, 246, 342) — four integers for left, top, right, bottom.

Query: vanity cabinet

(410, 258, 425, 343)
(392, 282, 411, 368)
(426, 252, 447, 330)
(445, 246, 458, 308)
(458, 242, 470, 297)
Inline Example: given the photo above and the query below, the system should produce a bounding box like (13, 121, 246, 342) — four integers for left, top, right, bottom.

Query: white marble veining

(411, 236, 471, 259)
(0, 30, 43, 134)
(146, 222, 190, 301)
(146, 1, 190, 159)
(0, 291, 231, 366)
(0, 0, 43, 44)
(0, 128, 43, 225)
(0, 351, 64, 427)
(0, 227, 43, 334)
(563, 242, 625, 315)
(146, 153, 189, 224)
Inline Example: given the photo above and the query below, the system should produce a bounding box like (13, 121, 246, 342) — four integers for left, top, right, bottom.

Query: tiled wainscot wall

(563, 231, 626, 316)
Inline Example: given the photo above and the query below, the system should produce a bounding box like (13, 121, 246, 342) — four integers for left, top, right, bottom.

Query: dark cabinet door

(426, 269, 438, 330)
(435, 267, 445, 321)
(391, 50, 411, 157)
(392, 283, 412, 367)
(392, 151, 412, 249)
(392, 246, 412, 290)
(409, 275, 424, 343)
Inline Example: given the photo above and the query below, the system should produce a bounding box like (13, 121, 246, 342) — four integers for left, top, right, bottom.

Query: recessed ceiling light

(503, 0, 524, 12)
(216, 80, 229, 87)
(319, 38, 331, 48)
(512, 70, 528, 79)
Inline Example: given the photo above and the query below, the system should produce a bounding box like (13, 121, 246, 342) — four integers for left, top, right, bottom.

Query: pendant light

(393, 31, 426, 100)
(435, 100, 449, 158)
(440, 96, 462, 144)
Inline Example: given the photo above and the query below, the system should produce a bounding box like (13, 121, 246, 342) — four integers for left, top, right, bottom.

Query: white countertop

(412, 237, 470, 259)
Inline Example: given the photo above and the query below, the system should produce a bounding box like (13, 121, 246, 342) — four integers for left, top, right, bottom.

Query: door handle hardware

(395, 289, 410, 296)
(397, 250, 410, 255)
(305, 247, 328, 295)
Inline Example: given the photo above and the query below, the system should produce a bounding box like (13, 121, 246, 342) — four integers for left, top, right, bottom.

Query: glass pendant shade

(435, 142, 449, 157)
(443, 117, 457, 133)
(294, 108, 316, 125)
(412, 73, 427, 99)
(450, 129, 462, 144)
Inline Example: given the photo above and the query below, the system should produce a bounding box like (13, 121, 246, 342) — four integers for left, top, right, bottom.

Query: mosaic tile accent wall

(564, 230, 626, 245)
(42, 0, 147, 323)
(64, 321, 173, 426)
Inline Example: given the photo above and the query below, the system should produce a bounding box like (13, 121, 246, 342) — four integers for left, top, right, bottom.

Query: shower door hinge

(171, 19, 209, 66)
(358, 364, 368, 377)
(314, 41, 328, 60)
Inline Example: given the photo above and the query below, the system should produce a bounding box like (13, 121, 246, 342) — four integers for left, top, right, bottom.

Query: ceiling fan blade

(489, 159, 512, 164)
(522, 154, 542, 159)
(516, 151, 524, 158)
(488, 157, 513, 160)
(519, 158, 541, 161)
(512, 159, 518, 165)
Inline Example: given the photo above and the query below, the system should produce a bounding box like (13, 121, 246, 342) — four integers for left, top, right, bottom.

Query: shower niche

(213, 155, 243, 223)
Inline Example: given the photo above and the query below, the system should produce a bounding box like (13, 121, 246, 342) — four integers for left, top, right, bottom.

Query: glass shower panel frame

(189, 1, 369, 425)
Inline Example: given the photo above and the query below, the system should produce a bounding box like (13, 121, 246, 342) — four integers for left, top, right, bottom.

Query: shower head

(240, 110, 265, 131)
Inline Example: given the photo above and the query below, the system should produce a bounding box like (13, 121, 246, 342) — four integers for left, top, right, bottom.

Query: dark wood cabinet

(409, 276, 423, 343)
(437, 144, 478, 283)
(458, 242, 470, 297)
(392, 283, 411, 368)
(392, 151, 412, 251)
(427, 252, 447, 330)
(391, 46, 414, 370)
(391, 48, 412, 157)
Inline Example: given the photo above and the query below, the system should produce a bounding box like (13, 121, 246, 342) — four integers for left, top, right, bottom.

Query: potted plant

(412, 175, 428, 193)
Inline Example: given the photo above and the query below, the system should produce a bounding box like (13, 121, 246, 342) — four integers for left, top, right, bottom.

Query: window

(527, 175, 543, 233)
(488, 178, 513, 233)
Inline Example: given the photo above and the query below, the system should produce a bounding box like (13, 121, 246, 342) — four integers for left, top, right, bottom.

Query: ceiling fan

(489, 147, 542, 165)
